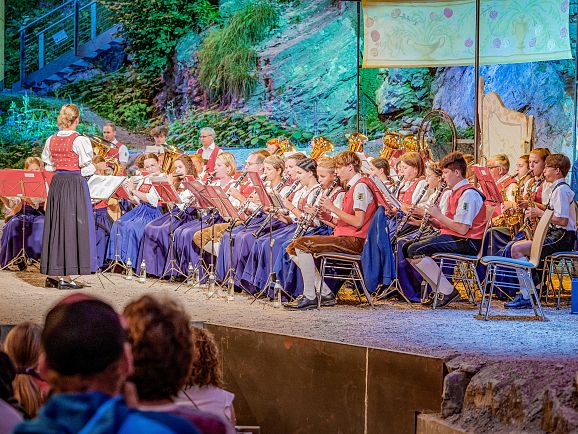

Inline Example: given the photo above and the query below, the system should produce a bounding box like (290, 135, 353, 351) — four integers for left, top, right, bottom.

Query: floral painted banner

(362, 0, 572, 67)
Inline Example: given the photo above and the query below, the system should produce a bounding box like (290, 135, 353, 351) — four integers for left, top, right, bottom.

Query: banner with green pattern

(362, 0, 572, 67)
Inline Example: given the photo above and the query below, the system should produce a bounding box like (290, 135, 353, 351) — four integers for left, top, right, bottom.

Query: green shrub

(101, 0, 218, 79)
(55, 70, 155, 131)
(197, 2, 279, 104)
(0, 94, 99, 168)
(168, 109, 312, 150)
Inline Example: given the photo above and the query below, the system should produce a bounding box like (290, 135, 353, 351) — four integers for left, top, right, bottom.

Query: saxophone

(519, 176, 544, 239)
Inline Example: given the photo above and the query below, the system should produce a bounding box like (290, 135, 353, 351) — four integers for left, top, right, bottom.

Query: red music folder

(150, 177, 181, 204)
(472, 165, 502, 204)
(0, 169, 51, 199)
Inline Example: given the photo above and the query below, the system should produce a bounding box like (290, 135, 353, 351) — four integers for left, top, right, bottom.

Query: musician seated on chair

(285, 151, 384, 310)
(506, 154, 576, 309)
(102, 122, 129, 174)
(197, 127, 223, 174)
(405, 151, 487, 309)
(146, 125, 169, 155)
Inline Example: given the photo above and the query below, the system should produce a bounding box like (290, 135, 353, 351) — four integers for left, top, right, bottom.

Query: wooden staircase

(13, 0, 122, 91)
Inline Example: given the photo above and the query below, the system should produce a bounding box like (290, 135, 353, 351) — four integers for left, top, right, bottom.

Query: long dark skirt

(137, 207, 197, 277)
(106, 203, 162, 267)
(41, 171, 97, 276)
(94, 207, 113, 269)
(0, 205, 45, 267)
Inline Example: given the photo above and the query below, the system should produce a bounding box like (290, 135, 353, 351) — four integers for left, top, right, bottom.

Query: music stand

(149, 177, 186, 284)
(472, 165, 502, 205)
(0, 169, 51, 271)
(101, 181, 134, 276)
(247, 173, 288, 304)
(174, 180, 217, 292)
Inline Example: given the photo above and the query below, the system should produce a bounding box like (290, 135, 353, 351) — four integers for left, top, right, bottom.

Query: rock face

(170, 0, 577, 152)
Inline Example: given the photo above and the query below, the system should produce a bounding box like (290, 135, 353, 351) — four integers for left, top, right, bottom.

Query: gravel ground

(1, 269, 577, 360)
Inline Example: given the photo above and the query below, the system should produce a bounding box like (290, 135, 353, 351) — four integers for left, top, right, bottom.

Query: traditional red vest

(197, 145, 221, 173)
(49, 132, 81, 171)
(94, 200, 108, 210)
(440, 184, 487, 240)
(493, 175, 517, 217)
(106, 141, 123, 160)
(334, 178, 381, 238)
(398, 177, 424, 205)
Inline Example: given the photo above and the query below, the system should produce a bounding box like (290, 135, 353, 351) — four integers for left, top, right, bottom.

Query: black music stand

(149, 177, 185, 283)
(248, 172, 289, 304)
(0, 169, 51, 271)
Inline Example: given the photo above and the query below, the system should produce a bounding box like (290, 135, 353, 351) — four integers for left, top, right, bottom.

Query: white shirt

(348, 173, 374, 212)
(451, 179, 484, 227)
(547, 178, 576, 231)
(42, 130, 95, 176)
(112, 138, 130, 163)
(201, 142, 222, 160)
(411, 179, 429, 205)
(144, 144, 166, 154)
(289, 183, 321, 222)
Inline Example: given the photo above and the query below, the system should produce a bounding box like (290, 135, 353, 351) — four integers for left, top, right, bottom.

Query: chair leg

(355, 262, 373, 307)
(317, 258, 326, 309)
(484, 265, 497, 321)
(478, 265, 491, 316)
(432, 258, 444, 310)
(472, 263, 484, 306)
(560, 259, 573, 310)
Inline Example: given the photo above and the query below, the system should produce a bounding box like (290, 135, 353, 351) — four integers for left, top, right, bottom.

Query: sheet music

(370, 175, 402, 209)
(88, 175, 127, 200)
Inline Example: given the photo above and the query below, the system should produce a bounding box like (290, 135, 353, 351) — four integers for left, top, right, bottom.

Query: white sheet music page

(88, 175, 127, 200)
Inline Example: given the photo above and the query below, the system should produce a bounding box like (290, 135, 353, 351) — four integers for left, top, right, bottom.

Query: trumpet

(392, 182, 429, 244)
(291, 177, 340, 241)
(250, 179, 300, 236)
(413, 182, 447, 243)
(175, 172, 215, 220)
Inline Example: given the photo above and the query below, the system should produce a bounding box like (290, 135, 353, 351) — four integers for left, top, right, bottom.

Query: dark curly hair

(187, 328, 223, 388)
(123, 295, 193, 401)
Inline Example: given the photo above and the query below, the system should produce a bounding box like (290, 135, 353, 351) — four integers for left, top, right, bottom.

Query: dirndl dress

(40, 171, 97, 276)
(0, 204, 45, 267)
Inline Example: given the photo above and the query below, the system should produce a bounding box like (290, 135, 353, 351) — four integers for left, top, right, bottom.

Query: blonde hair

(316, 156, 336, 172)
(263, 155, 285, 173)
(24, 157, 43, 170)
(57, 104, 80, 129)
(217, 152, 237, 176)
(491, 154, 510, 172)
(3, 323, 45, 417)
(425, 160, 442, 177)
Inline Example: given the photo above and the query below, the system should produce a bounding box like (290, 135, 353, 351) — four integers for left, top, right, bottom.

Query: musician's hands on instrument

(425, 203, 442, 220)
(517, 200, 529, 210)
(282, 197, 293, 210)
(303, 204, 314, 214)
(408, 217, 421, 226)
(319, 195, 337, 213)
(411, 207, 425, 218)
(318, 210, 332, 223)
(525, 206, 544, 219)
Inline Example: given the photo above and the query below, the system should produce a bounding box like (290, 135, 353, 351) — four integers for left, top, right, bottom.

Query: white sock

(202, 241, 220, 256)
(296, 249, 329, 299)
(410, 257, 454, 295)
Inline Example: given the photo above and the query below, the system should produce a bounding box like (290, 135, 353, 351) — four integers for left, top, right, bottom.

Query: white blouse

(41, 130, 95, 177)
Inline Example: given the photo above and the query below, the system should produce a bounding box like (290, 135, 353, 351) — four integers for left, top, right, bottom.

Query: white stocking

(410, 257, 454, 295)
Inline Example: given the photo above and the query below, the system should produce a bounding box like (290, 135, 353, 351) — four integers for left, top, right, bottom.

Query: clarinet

(175, 172, 215, 220)
(251, 180, 301, 237)
(291, 177, 340, 241)
(392, 181, 429, 243)
(392, 175, 405, 196)
(413, 182, 447, 243)
(244, 178, 297, 228)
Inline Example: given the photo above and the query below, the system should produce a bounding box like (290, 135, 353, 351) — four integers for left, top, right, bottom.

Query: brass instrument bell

(275, 137, 296, 156)
(161, 145, 183, 173)
(309, 136, 334, 160)
(381, 132, 402, 160)
(347, 132, 368, 153)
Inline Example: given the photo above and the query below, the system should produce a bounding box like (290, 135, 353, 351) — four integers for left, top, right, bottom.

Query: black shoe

(15, 258, 27, 271)
(435, 289, 460, 308)
(320, 293, 337, 307)
(45, 277, 59, 288)
(58, 280, 85, 290)
(285, 296, 318, 310)
(504, 294, 532, 309)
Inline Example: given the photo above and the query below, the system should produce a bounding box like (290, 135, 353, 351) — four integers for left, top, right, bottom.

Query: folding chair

(429, 205, 496, 309)
(313, 252, 373, 309)
(479, 209, 554, 320)
(540, 251, 578, 309)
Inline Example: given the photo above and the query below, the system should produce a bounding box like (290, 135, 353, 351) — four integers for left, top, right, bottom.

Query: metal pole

(572, 5, 578, 185)
(0, 0, 4, 91)
(473, 0, 481, 163)
(356, 0, 361, 132)
(73, 0, 80, 56)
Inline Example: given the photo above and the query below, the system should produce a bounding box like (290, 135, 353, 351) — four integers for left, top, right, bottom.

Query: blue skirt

(106, 203, 162, 266)
(0, 205, 44, 267)
(137, 207, 197, 277)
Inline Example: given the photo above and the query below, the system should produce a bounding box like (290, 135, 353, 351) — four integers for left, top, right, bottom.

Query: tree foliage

(101, 0, 219, 79)
(197, 2, 279, 104)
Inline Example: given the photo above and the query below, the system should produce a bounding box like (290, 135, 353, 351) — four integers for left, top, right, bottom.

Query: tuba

(348, 132, 368, 153)
(160, 145, 183, 173)
(86, 134, 121, 175)
(275, 137, 296, 156)
(309, 136, 334, 160)
(381, 132, 402, 160)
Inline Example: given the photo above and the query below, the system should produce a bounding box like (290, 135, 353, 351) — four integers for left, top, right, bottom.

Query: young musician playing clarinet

(286, 151, 386, 310)
(505, 154, 576, 309)
(405, 151, 487, 308)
